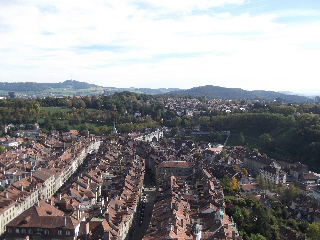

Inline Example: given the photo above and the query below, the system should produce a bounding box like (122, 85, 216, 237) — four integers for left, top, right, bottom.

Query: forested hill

(0, 80, 101, 92)
(42, 80, 101, 89)
(164, 85, 309, 102)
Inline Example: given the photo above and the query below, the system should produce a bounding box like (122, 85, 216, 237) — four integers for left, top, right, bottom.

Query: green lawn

(224, 195, 236, 200)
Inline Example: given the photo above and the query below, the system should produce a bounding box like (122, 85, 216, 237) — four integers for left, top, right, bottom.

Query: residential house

(259, 166, 286, 185)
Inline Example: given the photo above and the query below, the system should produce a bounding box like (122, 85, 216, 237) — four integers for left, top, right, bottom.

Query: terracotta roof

(241, 183, 259, 191)
(158, 161, 195, 168)
(32, 168, 55, 182)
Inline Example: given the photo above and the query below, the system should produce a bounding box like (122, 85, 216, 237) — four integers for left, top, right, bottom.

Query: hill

(164, 85, 309, 102)
(0, 80, 102, 92)
(0, 81, 311, 102)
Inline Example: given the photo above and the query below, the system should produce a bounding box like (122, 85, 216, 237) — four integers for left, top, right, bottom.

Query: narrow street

(129, 170, 156, 240)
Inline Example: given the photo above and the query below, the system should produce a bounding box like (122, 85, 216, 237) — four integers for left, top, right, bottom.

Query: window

(28, 229, 33, 234)
(66, 230, 71, 236)
(16, 228, 20, 234)
(21, 228, 26, 234)
(37, 228, 42, 232)
(7, 228, 12, 233)
(58, 230, 62, 235)
(44, 229, 49, 235)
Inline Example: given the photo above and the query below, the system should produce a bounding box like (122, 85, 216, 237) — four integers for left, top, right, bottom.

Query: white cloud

(135, 0, 246, 11)
(0, 0, 319, 91)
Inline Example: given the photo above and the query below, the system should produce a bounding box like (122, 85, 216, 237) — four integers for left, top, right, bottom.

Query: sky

(0, 0, 320, 92)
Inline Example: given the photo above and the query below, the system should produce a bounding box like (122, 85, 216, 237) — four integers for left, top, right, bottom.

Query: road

(129, 171, 156, 240)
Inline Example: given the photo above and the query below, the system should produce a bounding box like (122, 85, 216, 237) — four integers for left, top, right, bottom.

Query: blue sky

(0, 0, 319, 91)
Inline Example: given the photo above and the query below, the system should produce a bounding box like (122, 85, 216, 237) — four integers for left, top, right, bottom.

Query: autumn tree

(233, 165, 241, 172)
(229, 177, 240, 193)
(241, 168, 248, 175)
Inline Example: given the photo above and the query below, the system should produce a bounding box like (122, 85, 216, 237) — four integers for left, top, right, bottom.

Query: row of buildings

(1, 131, 150, 240)
(0, 131, 101, 238)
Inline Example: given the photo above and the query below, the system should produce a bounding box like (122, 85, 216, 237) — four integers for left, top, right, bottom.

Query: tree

(170, 117, 182, 127)
(81, 130, 89, 137)
(306, 222, 320, 240)
(34, 102, 40, 116)
(259, 133, 273, 149)
(241, 168, 248, 176)
(233, 206, 244, 223)
(171, 126, 179, 136)
(233, 165, 241, 172)
(216, 131, 222, 143)
(258, 177, 266, 189)
(161, 137, 167, 147)
(248, 233, 266, 240)
(281, 184, 299, 206)
(252, 148, 259, 153)
(0, 145, 4, 154)
(229, 177, 240, 193)
(220, 175, 231, 192)
(239, 132, 245, 145)
(220, 149, 227, 158)
(253, 205, 279, 240)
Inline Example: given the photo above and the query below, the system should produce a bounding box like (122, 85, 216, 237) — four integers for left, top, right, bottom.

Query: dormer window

(44, 229, 49, 235)
(66, 230, 71, 235)
(16, 228, 20, 234)
(58, 230, 62, 235)
(7, 228, 12, 233)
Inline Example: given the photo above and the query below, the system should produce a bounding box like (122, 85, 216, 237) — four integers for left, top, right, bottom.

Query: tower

(111, 117, 117, 135)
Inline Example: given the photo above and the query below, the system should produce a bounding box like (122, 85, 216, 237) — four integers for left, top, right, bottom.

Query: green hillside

(165, 85, 309, 102)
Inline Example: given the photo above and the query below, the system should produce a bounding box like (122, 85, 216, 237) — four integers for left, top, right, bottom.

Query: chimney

(115, 203, 118, 212)
(4, 192, 8, 199)
(57, 194, 61, 201)
(77, 185, 79, 191)
(63, 217, 67, 227)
